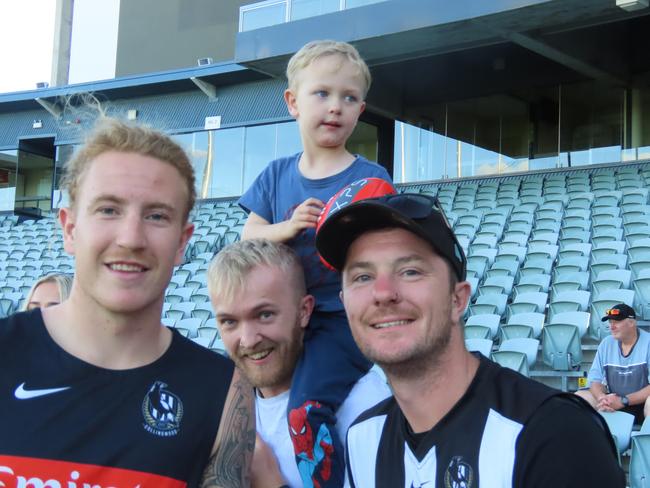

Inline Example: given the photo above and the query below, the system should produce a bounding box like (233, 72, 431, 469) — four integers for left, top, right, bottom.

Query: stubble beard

(362, 305, 455, 381)
(235, 320, 304, 393)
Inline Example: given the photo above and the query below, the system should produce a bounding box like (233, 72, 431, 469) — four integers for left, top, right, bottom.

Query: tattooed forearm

(201, 368, 256, 488)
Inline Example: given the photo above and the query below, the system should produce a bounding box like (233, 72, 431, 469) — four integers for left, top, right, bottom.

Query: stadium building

(0, 0, 649, 405)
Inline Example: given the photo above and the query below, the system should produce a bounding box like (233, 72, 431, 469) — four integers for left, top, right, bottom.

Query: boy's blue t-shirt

(238, 152, 392, 312)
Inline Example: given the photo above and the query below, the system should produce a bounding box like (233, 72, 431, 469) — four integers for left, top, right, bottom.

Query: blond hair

(208, 239, 306, 304)
(22, 273, 73, 311)
(287, 40, 371, 97)
(61, 117, 196, 221)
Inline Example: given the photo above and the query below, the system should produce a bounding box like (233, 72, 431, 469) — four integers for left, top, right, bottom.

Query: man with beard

(207, 239, 390, 488)
(315, 192, 624, 488)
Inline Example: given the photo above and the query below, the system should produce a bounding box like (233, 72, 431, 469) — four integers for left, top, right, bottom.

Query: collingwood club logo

(142, 381, 183, 437)
(444, 456, 474, 488)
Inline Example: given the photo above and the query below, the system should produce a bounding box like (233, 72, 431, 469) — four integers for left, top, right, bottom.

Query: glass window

(172, 132, 210, 198)
(290, 0, 339, 20)
(241, 1, 286, 31)
(243, 125, 277, 190)
(210, 128, 245, 198)
(560, 82, 623, 167)
(276, 121, 302, 156)
(348, 120, 378, 162)
(345, 0, 386, 8)
(16, 150, 54, 213)
(0, 150, 18, 212)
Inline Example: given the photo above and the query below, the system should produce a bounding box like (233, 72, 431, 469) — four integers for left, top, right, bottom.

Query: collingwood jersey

(345, 355, 619, 488)
(0, 309, 234, 488)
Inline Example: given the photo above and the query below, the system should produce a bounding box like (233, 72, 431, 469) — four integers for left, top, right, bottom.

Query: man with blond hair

(0, 117, 253, 487)
(208, 239, 390, 488)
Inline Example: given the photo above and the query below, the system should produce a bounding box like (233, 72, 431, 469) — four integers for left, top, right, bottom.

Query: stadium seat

(496, 245, 527, 263)
(558, 243, 592, 259)
(548, 311, 590, 338)
(630, 258, 650, 278)
(469, 248, 497, 266)
(486, 260, 520, 279)
(176, 318, 203, 338)
(526, 243, 559, 261)
(191, 306, 214, 325)
(548, 290, 591, 317)
(590, 254, 628, 283)
(500, 324, 535, 340)
(529, 231, 559, 246)
(600, 411, 635, 454)
(491, 350, 529, 377)
(542, 324, 582, 370)
(466, 314, 500, 339)
(553, 256, 590, 278)
(591, 241, 627, 263)
(592, 227, 624, 245)
(506, 312, 545, 338)
(464, 325, 492, 340)
(166, 302, 196, 321)
(630, 434, 650, 488)
(634, 270, 650, 320)
(519, 257, 553, 278)
(629, 239, 650, 262)
(469, 293, 508, 317)
(507, 291, 547, 319)
(592, 269, 632, 295)
(465, 338, 493, 358)
(516, 274, 551, 294)
(478, 275, 514, 297)
(499, 338, 539, 369)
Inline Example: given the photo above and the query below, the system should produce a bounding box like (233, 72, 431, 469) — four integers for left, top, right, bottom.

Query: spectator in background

(22, 273, 73, 311)
(576, 303, 650, 424)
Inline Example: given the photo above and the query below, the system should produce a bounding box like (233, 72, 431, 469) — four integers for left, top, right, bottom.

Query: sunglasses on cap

(605, 308, 621, 317)
(372, 193, 453, 225)
(369, 193, 466, 277)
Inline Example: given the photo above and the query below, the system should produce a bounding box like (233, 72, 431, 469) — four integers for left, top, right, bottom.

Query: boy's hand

(287, 198, 324, 236)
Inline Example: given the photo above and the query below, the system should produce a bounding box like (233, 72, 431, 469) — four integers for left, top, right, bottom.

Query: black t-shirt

(346, 355, 624, 487)
(0, 309, 234, 487)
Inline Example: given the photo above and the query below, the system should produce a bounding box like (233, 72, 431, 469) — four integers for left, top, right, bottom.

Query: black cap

(601, 303, 636, 322)
(315, 193, 466, 281)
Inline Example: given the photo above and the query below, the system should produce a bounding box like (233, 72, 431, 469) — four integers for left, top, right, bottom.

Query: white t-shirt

(255, 369, 392, 488)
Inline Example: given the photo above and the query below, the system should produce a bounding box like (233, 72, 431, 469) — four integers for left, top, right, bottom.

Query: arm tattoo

(201, 368, 255, 488)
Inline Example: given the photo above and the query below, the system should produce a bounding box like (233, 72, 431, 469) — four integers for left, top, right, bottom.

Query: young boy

(238, 40, 392, 487)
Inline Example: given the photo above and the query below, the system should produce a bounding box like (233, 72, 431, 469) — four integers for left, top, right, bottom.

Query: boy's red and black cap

(316, 191, 467, 281)
(601, 303, 636, 321)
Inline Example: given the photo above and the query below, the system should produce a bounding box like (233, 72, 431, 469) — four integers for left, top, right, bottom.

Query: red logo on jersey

(0, 455, 186, 488)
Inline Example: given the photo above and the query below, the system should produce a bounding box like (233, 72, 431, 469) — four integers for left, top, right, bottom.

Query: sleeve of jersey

(237, 162, 274, 222)
(512, 395, 625, 488)
(587, 343, 605, 384)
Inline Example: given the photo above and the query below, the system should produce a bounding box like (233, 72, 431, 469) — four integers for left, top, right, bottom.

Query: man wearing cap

(576, 303, 650, 424)
(315, 192, 623, 487)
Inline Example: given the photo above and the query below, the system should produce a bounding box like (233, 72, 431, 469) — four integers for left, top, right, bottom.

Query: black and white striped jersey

(346, 356, 623, 488)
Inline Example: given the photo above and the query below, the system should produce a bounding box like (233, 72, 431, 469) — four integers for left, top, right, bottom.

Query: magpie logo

(142, 381, 183, 437)
(444, 456, 474, 488)
(14, 382, 71, 400)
